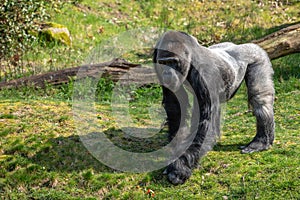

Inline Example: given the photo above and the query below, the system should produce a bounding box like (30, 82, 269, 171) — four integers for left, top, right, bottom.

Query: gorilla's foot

(164, 160, 192, 185)
(241, 140, 271, 154)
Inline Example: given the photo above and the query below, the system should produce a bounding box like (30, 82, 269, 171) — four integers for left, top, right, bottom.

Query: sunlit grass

(0, 0, 300, 199)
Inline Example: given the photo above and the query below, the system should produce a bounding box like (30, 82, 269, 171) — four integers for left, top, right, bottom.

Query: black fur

(153, 31, 275, 185)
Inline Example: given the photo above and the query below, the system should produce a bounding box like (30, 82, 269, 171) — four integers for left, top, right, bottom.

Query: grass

(1, 0, 300, 199)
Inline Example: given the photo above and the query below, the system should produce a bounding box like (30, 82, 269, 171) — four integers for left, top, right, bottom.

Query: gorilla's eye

(157, 57, 180, 72)
(157, 57, 179, 66)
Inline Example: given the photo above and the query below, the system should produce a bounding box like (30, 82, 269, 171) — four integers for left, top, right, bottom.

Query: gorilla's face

(154, 33, 193, 92)
(155, 54, 183, 92)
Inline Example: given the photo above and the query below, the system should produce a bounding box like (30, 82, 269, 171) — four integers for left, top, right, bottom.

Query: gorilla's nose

(162, 71, 173, 85)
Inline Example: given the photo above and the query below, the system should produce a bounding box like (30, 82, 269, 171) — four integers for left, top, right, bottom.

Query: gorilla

(153, 31, 275, 185)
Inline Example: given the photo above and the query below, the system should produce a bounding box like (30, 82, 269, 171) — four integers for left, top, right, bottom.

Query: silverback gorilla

(153, 31, 275, 185)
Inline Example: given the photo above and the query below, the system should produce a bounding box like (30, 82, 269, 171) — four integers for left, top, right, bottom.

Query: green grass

(1, 0, 300, 199)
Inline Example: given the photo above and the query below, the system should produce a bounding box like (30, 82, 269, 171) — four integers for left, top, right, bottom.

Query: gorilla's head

(154, 31, 197, 92)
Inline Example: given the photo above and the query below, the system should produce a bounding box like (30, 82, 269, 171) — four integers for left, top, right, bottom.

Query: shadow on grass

(31, 135, 114, 173)
(31, 127, 168, 173)
(273, 53, 300, 80)
(266, 21, 300, 33)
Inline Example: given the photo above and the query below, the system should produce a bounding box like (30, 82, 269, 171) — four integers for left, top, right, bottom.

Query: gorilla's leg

(242, 55, 275, 154)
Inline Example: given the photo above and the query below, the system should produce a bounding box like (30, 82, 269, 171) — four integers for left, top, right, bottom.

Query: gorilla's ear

(153, 48, 157, 63)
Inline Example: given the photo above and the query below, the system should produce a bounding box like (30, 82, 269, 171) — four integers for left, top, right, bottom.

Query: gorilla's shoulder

(208, 42, 236, 50)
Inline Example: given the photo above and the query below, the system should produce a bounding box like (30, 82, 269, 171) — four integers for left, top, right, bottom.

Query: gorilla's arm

(164, 65, 222, 185)
(162, 86, 189, 141)
(153, 31, 274, 185)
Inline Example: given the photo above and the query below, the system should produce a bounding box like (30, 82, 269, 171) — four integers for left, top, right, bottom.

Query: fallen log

(0, 58, 158, 89)
(252, 23, 300, 59)
(0, 23, 299, 89)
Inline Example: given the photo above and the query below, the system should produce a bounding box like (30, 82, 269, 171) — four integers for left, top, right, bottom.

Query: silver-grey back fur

(154, 31, 275, 185)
